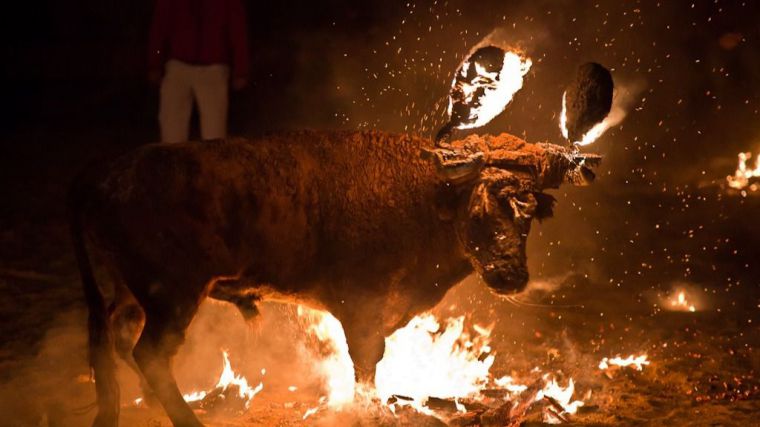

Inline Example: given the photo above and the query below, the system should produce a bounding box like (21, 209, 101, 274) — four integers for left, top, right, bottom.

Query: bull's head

(423, 133, 600, 295)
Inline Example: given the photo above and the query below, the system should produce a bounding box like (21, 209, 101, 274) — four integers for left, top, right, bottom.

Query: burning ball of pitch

(564, 62, 613, 143)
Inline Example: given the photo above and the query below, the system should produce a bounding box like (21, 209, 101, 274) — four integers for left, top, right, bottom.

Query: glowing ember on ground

(182, 390, 207, 403)
(669, 290, 697, 312)
(375, 314, 494, 412)
(727, 151, 760, 191)
(599, 354, 650, 371)
(302, 396, 327, 420)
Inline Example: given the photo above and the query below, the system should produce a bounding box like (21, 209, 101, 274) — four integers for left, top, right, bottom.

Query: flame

(536, 376, 585, 424)
(375, 314, 494, 412)
(599, 354, 650, 371)
(449, 51, 532, 130)
(727, 151, 760, 191)
(669, 290, 696, 312)
(214, 351, 264, 407)
(182, 390, 207, 403)
(296, 307, 589, 422)
(297, 305, 356, 408)
(559, 92, 570, 140)
(494, 375, 528, 395)
(134, 350, 263, 409)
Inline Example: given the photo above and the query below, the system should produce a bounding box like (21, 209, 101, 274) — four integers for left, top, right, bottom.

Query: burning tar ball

(435, 46, 532, 144)
(563, 62, 613, 143)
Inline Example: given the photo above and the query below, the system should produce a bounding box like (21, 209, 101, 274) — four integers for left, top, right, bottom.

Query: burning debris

(599, 354, 650, 373)
(134, 351, 263, 415)
(436, 46, 532, 143)
(726, 151, 760, 192)
(560, 62, 614, 145)
(294, 306, 594, 425)
(376, 314, 495, 414)
(536, 376, 585, 424)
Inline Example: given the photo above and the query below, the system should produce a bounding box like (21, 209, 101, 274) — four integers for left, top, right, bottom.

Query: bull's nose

(482, 265, 528, 294)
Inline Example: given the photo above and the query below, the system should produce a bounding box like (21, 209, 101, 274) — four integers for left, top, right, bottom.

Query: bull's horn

(563, 62, 614, 143)
(421, 147, 485, 184)
(562, 152, 602, 186)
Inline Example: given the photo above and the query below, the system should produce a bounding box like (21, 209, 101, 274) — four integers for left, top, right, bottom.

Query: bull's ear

(534, 192, 556, 220)
(421, 147, 485, 184)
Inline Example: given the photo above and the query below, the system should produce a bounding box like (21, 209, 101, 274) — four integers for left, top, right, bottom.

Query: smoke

(0, 309, 91, 427)
(0, 298, 365, 426)
(579, 77, 646, 147)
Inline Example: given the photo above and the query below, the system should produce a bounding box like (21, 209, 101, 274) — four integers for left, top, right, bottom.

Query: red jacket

(148, 0, 249, 79)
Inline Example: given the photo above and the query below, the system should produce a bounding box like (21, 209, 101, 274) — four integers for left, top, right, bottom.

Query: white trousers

(159, 60, 229, 143)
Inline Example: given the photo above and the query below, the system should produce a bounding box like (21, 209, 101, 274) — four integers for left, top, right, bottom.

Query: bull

(69, 130, 599, 426)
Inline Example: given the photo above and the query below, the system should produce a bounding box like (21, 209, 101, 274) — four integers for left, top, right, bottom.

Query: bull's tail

(68, 179, 119, 427)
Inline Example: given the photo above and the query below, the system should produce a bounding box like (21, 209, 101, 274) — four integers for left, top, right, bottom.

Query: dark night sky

(2, 0, 760, 301)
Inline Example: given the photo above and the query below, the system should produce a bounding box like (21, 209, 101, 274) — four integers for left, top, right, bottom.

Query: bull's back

(81, 131, 445, 282)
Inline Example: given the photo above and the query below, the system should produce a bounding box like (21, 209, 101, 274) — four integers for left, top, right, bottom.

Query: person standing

(148, 0, 249, 143)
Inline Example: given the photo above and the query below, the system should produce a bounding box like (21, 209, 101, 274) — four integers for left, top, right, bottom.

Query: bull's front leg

(339, 310, 386, 385)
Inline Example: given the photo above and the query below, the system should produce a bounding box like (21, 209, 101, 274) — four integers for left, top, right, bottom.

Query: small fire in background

(726, 151, 760, 192)
(669, 290, 697, 312)
(599, 354, 650, 372)
(134, 350, 264, 414)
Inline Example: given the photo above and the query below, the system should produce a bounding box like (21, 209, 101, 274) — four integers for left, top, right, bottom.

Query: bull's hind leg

(108, 299, 154, 404)
(131, 280, 207, 427)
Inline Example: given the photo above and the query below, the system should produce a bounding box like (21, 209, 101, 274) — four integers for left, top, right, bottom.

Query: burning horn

(562, 62, 613, 144)
(435, 45, 532, 146)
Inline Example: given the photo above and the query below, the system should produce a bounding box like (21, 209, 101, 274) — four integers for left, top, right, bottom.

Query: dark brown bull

(69, 130, 598, 426)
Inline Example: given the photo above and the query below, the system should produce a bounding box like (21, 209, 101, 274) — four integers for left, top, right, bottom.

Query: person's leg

(192, 64, 229, 140)
(158, 60, 194, 143)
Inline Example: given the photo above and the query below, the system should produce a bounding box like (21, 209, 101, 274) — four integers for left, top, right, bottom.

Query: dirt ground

(1, 122, 759, 427)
